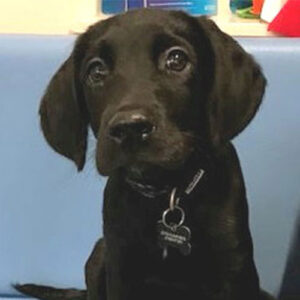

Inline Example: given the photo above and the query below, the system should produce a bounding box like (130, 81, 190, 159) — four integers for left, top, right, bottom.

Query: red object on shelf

(268, 0, 300, 37)
(252, 0, 265, 15)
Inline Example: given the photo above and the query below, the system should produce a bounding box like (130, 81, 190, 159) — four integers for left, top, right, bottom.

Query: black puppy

(16, 8, 274, 300)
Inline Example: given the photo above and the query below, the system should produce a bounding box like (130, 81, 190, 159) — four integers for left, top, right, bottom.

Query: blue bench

(0, 34, 300, 299)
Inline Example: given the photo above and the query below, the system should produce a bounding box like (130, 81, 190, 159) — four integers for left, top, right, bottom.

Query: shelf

(0, 0, 277, 36)
(70, 1, 275, 36)
(211, 16, 274, 37)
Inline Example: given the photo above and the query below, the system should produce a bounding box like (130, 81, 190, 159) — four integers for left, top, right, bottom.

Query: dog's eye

(165, 48, 189, 72)
(86, 58, 109, 85)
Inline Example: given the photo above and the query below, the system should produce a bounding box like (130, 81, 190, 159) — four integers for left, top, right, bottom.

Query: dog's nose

(108, 115, 155, 144)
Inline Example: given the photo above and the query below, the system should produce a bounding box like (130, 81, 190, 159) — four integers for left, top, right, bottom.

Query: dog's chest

(103, 178, 212, 268)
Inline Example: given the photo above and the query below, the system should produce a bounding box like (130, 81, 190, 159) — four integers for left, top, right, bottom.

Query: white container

(261, 0, 287, 22)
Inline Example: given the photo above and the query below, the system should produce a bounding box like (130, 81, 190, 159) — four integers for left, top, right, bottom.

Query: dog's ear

(39, 55, 88, 171)
(198, 17, 266, 146)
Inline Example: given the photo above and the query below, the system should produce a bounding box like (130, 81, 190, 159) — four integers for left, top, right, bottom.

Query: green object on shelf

(230, 0, 252, 13)
(236, 6, 260, 19)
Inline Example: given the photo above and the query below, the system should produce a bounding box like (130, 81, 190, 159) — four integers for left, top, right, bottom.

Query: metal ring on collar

(162, 206, 185, 230)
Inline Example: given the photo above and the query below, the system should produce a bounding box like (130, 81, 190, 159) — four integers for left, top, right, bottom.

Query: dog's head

(39, 9, 266, 178)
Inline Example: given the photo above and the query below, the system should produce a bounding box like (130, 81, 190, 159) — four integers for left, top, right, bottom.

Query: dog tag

(157, 221, 191, 256)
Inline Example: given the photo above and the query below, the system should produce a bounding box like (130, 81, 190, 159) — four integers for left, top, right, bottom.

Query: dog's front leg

(104, 238, 145, 300)
(85, 238, 107, 300)
(207, 246, 261, 300)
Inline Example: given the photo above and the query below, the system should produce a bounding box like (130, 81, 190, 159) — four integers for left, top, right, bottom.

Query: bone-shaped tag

(157, 221, 191, 256)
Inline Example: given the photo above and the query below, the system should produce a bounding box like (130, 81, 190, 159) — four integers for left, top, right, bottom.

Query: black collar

(125, 177, 171, 198)
(125, 167, 205, 199)
(124, 150, 213, 199)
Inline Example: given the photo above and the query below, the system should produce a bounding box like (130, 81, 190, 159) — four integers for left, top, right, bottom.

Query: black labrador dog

(16, 8, 275, 300)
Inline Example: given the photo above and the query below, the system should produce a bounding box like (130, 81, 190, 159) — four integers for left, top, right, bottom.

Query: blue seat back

(0, 35, 300, 297)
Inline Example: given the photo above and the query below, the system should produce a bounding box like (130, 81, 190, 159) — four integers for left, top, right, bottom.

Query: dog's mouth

(96, 125, 197, 177)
